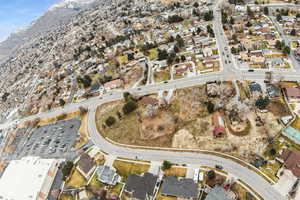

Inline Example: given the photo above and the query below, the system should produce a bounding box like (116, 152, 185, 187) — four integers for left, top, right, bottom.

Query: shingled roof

(77, 153, 96, 176)
(281, 148, 300, 178)
(161, 176, 199, 199)
(124, 172, 158, 200)
(205, 186, 235, 200)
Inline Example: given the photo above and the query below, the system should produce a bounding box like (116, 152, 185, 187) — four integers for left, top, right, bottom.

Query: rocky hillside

(0, 0, 98, 63)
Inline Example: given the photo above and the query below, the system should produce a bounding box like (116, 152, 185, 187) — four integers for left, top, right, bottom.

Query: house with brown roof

(284, 86, 300, 102)
(280, 149, 300, 178)
(76, 153, 96, 179)
(212, 112, 226, 138)
(104, 79, 124, 90)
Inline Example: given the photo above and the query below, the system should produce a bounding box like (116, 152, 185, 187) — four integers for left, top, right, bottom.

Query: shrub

(123, 100, 138, 115)
(206, 101, 215, 113)
(105, 116, 116, 127)
(207, 170, 216, 179)
(61, 161, 74, 181)
(255, 96, 270, 110)
(79, 106, 88, 116)
(57, 113, 68, 121)
(162, 160, 172, 171)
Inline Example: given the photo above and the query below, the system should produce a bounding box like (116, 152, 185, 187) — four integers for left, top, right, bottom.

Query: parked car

(215, 165, 223, 170)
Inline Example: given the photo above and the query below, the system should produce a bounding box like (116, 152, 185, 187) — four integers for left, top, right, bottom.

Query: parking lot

(12, 118, 81, 160)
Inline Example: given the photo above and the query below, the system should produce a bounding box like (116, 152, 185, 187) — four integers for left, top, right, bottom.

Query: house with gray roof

(249, 82, 262, 94)
(266, 57, 285, 67)
(161, 176, 199, 199)
(124, 172, 158, 200)
(266, 84, 281, 98)
(76, 153, 96, 179)
(96, 165, 120, 186)
(205, 186, 235, 200)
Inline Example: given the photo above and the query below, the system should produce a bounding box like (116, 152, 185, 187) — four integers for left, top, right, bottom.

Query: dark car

(164, 81, 168, 83)
(248, 69, 254, 72)
(215, 165, 223, 170)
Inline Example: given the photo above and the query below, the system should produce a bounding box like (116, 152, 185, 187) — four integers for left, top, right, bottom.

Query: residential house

(249, 55, 265, 65)
(266, 58, 285, 67)
(203, 58, 217, 68)
(175, 67, 188, 75)
(282, 16, 295, 23)
(284, 87, 300, 102)
(173, 64, 188, 75)
(90, 84, 100, 93)
(206, 82, 219, 97)
(266, 84, 281, 98)
(96, 165, 121, 186)
(124, 172, 158, 200)
(205, 186, 235, 200)
(249, 82, 262, 94)
(235, 5, 247, 12)
(76, 153, 96, 179)
(161, 176, 199, 199)
(103, 79, 124, 90)
(212, 112, 226, 138)
(280, 149, 300, 178)
(203, 48, 213, 57)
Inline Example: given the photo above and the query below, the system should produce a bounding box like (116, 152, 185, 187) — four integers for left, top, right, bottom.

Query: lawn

(154, 71, 171, 82)
(60, 194, 75, 200)
(249, 64, 265, 69)
(38, 111, 80, 126)
(279, 81, 298, 87)
(110, 183, 124, 194)
(163, 167, 187, 177)
(291, 117, 300, 131)
(156, 192, 177, 200)
(66, 169, 87, 188)
(75, 113, 89, 149)
(118, 55, 128, 64)
(173, 73, 185, 80)
(149, 48, 158, 60)
(88, 173, 104, 189)
(96, 156, 105, 165)
(231, 183, 254, 200)
(259, 161, 282, 183)
(113, 160, 150, 180)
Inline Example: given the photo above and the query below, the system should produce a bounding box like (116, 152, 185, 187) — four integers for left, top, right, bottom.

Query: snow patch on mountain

(49, 0, 96, 10)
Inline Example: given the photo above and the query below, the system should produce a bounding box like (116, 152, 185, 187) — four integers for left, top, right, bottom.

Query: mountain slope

(0, 0, 97, 63)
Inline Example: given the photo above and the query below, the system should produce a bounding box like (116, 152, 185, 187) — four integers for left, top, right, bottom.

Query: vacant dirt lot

(267, 100, 290, 118)
(95, 83, 286, 160)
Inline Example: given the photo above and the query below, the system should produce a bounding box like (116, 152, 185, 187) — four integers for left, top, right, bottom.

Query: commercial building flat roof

(0, 156, 59, 200)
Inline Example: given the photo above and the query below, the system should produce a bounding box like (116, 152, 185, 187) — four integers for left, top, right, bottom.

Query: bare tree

(79, 106, 88, 116)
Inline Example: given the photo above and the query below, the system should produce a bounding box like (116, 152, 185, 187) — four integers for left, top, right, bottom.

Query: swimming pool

(282, 126, 300, 144)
